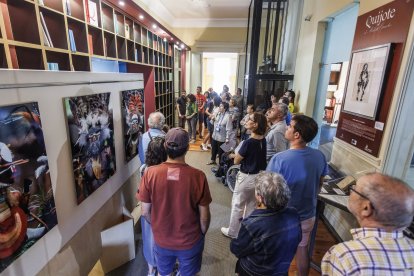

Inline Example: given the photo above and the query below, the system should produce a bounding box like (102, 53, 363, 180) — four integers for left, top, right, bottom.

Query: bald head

(358, 173, 414, 229)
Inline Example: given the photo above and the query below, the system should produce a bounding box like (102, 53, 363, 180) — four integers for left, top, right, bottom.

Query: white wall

(0, 71, 143, 275)
(293, 0, 357, 115)
(190, 52, 202, 93)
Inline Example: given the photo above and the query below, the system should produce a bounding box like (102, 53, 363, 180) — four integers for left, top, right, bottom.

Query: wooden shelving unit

(0, 0, 177, 126)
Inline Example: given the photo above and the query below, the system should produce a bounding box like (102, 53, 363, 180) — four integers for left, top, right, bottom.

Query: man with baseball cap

(139, 127, 212, 276)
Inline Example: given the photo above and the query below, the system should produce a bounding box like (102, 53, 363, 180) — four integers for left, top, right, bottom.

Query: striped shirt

(321, 228, 414, 275)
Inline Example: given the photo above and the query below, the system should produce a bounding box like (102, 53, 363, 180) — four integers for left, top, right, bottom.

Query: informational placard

(336, 0, 414, 157)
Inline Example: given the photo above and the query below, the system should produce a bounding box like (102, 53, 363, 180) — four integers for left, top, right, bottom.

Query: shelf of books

(0, 0, 177, 125)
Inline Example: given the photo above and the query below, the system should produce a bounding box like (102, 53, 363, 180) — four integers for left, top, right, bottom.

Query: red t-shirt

(138, 162, 212, 250)
(195, 94, 206, 112)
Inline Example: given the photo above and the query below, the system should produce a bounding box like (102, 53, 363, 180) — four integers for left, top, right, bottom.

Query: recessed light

(163, 37, 167, 42)
(119, 1, 125, 6)
(180, 44, 185, 49)
(152, 24, 157, 29)
(170, 38, 174, 41)
(139, 15, 144, 20)
(176, 42, 179, 45)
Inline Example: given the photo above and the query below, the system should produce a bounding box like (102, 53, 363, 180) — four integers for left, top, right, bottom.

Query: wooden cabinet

(0, 0, 176, 126)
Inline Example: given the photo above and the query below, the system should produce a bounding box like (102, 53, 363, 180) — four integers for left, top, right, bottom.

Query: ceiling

(132, 0, 251, 28)
(159, 0, 251, 19)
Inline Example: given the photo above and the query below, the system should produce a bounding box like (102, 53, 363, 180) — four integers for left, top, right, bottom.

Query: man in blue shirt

(267, 114, 328, 276)
(138, 112, 166, 164)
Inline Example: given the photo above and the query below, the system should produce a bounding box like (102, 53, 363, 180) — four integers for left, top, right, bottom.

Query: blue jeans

(187, 117, 197, 140)
(154, 236, 205, 276)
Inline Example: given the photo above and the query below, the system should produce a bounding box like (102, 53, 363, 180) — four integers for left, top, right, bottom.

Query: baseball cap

(165, 127, 189, 150)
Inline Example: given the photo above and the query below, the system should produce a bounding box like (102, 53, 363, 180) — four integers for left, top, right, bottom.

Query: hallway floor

(90, 136, 337, 276)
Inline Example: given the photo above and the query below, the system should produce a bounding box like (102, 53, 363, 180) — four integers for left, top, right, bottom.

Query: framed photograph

(64, 93, 116, 205)
(121, 89, 145, 162)
(342, 44, 392, 119)
(0, 102, 58, 272)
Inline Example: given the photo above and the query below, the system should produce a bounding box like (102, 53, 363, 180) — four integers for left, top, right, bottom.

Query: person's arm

(225, 114, 233, 142)
(230, 222, 255, 258)
(233, 153, 244, 165)
(240, 114, 248, 126)
(141, 202, 152, 223)
(176, 103, 183, 117)
(198, 204, 211, 235)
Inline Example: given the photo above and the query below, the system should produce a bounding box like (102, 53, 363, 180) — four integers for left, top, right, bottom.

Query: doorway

(202, 52, 238, 94)
(310, 4, 359, 161)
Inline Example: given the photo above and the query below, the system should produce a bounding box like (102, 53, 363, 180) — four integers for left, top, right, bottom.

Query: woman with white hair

(230, 171, 302, 276)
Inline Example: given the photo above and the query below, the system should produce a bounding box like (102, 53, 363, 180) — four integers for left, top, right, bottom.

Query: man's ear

(293, 131, 301, 140)
(360, 200, 374, 218)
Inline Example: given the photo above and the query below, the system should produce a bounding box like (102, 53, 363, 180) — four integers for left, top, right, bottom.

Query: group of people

(136, 88, 414, 275)
(176, 85, 243, 155)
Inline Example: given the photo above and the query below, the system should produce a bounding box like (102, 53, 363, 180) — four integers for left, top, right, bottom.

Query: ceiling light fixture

(176, 42, 179, 45)
(170, 38, 174, 41)
(152, 24, 157, 29)
(163, 37, 167, 42)
(119, 1, 125, 6)
(180, 44, 185, 49)
(139, 15, 144, 20)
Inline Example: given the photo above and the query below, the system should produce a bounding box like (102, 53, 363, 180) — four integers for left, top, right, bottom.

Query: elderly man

(138, 112, 166, 164)
(139, 128, 212, 276)
(322, 173, 414, 275)
(265, 103, 289, 162)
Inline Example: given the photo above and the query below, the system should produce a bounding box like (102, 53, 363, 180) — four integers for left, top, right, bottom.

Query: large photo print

(121, 89, 144, 162)
(64, 93, 116, 204)
(343, 44, 391, 119)
(0, 103, 57, 272)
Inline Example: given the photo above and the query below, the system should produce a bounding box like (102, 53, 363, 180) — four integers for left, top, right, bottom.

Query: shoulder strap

(148, 131, 153, 141)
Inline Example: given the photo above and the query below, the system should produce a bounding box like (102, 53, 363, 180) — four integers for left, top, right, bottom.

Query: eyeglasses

(349, 184, 375, 210)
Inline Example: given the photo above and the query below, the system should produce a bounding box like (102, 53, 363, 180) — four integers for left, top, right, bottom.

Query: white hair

(147, 112, 165, 129)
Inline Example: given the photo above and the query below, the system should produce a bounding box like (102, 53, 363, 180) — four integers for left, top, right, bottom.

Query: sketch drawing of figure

(356, 63, 369, 101)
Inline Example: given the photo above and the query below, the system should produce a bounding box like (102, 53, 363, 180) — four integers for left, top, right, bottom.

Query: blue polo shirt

(266, 147, 328, 220)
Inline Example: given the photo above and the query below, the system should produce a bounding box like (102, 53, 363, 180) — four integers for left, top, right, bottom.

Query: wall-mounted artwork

(121, 89, 145, 162)
(343, 44, 392, 120)
(64, 93, 116, 204)
(0, 102, 57, 272)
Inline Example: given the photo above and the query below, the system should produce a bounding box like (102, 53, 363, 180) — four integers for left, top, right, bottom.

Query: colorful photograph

(121, 89, 145, 162)
(64, 93, 116, 204)
(0, 102, 57, 272)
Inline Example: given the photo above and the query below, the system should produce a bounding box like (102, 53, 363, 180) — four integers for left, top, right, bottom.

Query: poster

(121, 89, 145, 162)
(0, 102, 57, 272)
(342, 44, 391, 119)
(64, 93, 116, 204)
